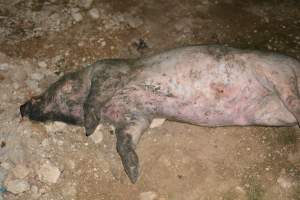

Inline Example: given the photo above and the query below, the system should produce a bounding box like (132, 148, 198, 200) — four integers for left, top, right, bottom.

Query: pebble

(1, 162, 13, 170)
(277, 170, 294, 189)
(38, 61, 47, 68)
(30, 185, 41, 199)
(150, 118, 166, 128)
(12, 165, 30, 179)
(0, 168, 7, 183)
(71, 8, 83, 22)
(101, 41, 106, 47)
(139, 191, 157, 200)
(31, 73, 44, 81)
(81, 0, 94, 9)
(45, 121, 67, 133)
(88, 8, 100, 19)
(5, 179, 30, 194)
(37, 162, 61, 184)
(125, 15, 143, 28)
(89, 124, 104, 144)
(25, 79, 39, 91)
(0, 63, 9, 71)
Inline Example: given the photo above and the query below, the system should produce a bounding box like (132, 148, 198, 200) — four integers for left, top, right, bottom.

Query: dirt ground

(0, 0, 300, 199)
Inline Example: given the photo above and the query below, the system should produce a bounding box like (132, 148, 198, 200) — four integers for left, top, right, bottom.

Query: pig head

(20, 68, 92, 125)
(20, 59, 131, 133)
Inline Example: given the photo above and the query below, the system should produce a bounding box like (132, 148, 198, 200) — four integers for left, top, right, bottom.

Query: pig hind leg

(269, 72, 300, 125)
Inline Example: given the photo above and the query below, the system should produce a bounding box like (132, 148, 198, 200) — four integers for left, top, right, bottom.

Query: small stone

(37, 162, 61, 184)
(78, 41, 84, 47)
(12, 165, 30, 179)
(126, 15, 143, 28)
(38, 61, 47, 68)
(1, 162, 12, 170)
(45, 121, 67, 133)
(101, 41, 106, 47)
(41, 139, 49, 147)
(139, 191, 157, 200)
(0, 63, 9, 70)
(277, 170, 294, 189)
(0, 168, 8, 183)
(81, 0, 94, 9)
(150, 118, 166, 128)
(30, 185, 40, 199)
(89, 124, 104, 144)
(25, 79, 39, 90)
(88, 8, 100, 19)
(31, 185, 38, 194)
(13, 82, 19, 89)
(71, 9, 83, 22)
(5, 179, 30, 194)
(31, 73, 44, 81)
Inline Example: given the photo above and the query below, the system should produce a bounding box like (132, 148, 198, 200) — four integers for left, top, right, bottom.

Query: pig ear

(84, 107, 99, 136)
(83, 87, 102, 136)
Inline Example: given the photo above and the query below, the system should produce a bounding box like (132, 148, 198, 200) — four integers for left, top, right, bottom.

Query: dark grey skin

(20, 45, 300, 183)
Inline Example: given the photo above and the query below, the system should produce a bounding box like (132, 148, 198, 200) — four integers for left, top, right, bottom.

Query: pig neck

(88, 60, 137, 107)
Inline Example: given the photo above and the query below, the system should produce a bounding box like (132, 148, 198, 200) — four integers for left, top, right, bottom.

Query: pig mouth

(20, 101, 48, 122)
(20, 101, 33, 118)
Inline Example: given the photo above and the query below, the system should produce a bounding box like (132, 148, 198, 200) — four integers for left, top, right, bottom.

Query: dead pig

(20, 45, 300, 183)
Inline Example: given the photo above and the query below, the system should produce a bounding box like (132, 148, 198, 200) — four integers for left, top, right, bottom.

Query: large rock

(5, 179, 30, 194)
(37, 162, 61, 184)
(12, 165, 30, 179)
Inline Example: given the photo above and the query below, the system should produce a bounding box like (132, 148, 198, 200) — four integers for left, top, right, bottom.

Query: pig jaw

(20, 98, 84, 125)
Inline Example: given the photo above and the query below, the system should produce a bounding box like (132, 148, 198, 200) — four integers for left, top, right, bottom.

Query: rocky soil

(0, 0, 300, 199)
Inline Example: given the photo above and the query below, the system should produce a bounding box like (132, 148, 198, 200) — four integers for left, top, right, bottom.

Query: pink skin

(102, 46, 299, 128)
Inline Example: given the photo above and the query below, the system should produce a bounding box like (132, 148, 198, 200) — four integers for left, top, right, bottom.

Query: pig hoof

(121, 150, 139, 183)
(85, 128, 94, 136)
(116, 135, 139, 183)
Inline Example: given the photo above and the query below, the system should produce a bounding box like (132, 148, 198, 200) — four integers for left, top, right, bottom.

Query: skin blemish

(210, 83, 226, 95)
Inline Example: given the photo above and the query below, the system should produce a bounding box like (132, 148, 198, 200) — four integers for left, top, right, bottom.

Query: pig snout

(20, 101, 33, 118)
(20, 99, 45, 121)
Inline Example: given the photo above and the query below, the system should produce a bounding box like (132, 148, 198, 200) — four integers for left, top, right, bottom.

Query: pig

(20, 45, 300, 183)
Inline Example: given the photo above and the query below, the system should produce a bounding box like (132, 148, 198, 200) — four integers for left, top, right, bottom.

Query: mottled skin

(20, 45, 300, 183)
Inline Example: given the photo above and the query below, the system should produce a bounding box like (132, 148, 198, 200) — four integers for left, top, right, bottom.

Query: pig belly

(159, 94, 297, 127)
(151, 72, 297, 126)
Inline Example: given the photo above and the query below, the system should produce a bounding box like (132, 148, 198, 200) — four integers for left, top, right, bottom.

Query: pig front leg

(263, 66, 300, 125)
(115, 114, 150, 183)
(102, 97, 151, 183)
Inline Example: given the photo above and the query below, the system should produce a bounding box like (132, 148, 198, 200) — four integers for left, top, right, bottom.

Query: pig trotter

(116, 131, 139, 183)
